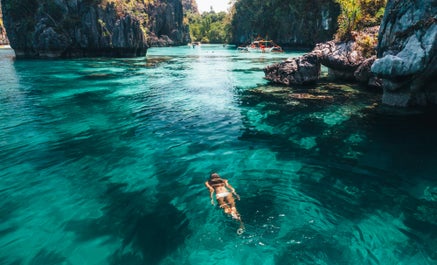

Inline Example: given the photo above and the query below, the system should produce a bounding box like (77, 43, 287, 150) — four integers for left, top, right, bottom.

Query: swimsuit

(216, 191, 230, 199)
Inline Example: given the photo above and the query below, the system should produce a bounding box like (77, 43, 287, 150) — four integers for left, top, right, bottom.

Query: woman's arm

(205, 181, 215, 205)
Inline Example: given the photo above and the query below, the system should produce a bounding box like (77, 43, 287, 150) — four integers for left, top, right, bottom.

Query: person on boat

(205, 173, 241, 221)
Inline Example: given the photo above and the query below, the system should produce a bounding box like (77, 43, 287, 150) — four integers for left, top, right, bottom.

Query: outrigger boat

(237, 40, 283, 53)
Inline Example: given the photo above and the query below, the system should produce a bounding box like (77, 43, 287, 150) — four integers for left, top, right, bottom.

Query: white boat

(188, 42, 201, 48)
(238, 40, 283, 53)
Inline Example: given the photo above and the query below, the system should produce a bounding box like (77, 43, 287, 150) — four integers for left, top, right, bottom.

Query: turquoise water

(1, 45, 437, 265)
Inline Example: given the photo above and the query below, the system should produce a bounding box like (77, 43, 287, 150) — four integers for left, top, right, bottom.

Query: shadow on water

(1, 250, 67, 265)
(237, 82, 437, 263)
(65, 183, 191, 265)
(29, 249, 67, 265)
(0, 194, 20, 240)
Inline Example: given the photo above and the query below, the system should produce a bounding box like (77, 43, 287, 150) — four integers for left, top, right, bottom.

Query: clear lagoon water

(0, 45, 437, 265)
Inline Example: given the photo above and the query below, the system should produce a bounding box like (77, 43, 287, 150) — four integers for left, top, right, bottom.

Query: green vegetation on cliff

(334, 0, 386, 41)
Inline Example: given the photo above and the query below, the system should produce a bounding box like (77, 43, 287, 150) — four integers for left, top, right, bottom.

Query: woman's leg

(225, 194, 235, 208)
(217, 197, 231, 214)
(225, 194, 240, 220)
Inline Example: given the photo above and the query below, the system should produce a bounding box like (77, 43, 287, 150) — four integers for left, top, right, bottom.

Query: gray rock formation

(371, 0, 437, 107)
(264, 53, 320, 85)
(264, 28, 379, 86)
(1, 0, 190, 58)
(1, 0, 148, 58)
(232, 0, 340, 47)
(313, 41, 367, 81)
(146, 0, 190, 47)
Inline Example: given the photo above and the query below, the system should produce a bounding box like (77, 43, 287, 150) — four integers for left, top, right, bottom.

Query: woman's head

(210, 173, 220, 179)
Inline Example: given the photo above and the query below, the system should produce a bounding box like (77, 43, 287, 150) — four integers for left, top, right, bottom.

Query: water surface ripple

(1, 45, 437, 265)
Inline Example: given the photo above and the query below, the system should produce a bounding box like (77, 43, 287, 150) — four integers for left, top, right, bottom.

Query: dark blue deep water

(1, 45, 437, 265)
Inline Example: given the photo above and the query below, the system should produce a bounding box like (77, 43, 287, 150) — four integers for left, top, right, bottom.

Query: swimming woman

(205, 173, 241, 221)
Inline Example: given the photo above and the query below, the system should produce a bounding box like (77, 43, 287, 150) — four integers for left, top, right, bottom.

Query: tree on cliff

(334, 0, 386, 41)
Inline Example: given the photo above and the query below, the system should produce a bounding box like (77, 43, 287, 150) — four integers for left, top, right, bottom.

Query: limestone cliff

(1, 0, 148, 58)
(231, 0, 340, 47)
(1, 0, 189, 58)
(0, 2, 8, 45)
(371, 0, 437, 107)
(146, 0, 190, 47)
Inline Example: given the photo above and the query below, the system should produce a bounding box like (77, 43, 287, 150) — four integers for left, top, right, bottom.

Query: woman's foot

(230, 210, 241, 221)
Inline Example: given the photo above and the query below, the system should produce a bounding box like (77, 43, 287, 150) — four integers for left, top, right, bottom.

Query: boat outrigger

(237, 40, 283, 53)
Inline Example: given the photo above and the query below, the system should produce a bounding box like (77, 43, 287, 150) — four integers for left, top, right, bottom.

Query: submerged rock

(371, 0, 437, 107)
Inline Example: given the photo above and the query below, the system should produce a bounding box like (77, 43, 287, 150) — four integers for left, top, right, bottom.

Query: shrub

(334, 0, 386, 41)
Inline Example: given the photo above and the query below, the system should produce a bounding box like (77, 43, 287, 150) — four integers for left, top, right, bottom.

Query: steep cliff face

(1, 0, 148, 58)
(146, 0, 190, 46)
(371, 0, 437, 107)
(1, 0, 190, 58)
(0, 2, 9, 45)
(231, 0, 340, 47)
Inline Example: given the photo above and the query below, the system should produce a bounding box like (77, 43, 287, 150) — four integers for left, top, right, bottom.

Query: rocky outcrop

(1, 0, 148, 58)
(146, 0, 190, 47)
(264, 27, 379, 86)
(313, 40, 367, 81)
(371, 0, 437, 107)
(1, 0, 190, 58)
(264, 53, 320, 85)
(0, 2, 8, 45)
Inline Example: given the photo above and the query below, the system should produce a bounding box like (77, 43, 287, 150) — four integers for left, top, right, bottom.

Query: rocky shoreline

(264, 0, 436, 107)
(264, 27, 379, 86)
(264, 27, 380, 87)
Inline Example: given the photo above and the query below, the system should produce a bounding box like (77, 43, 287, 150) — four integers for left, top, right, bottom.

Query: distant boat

(237, 40, 283, 53)
(188, 42, 201, 48)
